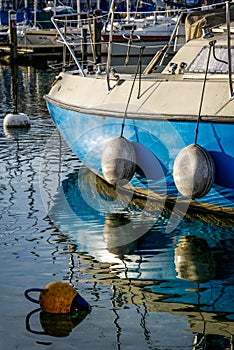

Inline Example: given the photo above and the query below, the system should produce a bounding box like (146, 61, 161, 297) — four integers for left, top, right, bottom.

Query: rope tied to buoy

(120, 45, 145, 138)
(174, 40, 219, 199)
(194, 40, 216, 145)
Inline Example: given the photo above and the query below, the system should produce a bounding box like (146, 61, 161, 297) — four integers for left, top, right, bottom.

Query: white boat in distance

(101, 0, 182, 65)
(16, 5, 75, 48)
(102, 13, 178, 42)
(0, 5, 79, 64)
(45, 3, 234, 218)
(101, 12, 180, 65)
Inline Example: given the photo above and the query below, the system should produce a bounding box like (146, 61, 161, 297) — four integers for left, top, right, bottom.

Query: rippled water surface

(0, 64, 233, 350)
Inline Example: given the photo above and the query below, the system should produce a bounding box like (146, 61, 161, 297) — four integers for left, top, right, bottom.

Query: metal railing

(51, 13, 86, 76)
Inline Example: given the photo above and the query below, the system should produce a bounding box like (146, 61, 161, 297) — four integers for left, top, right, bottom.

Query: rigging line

(137, 46, 145, 98)
(194, 40, 214, 145)
(124, 28, 135, 66)
(212, 44, 228, 65)
(124, 0, 145, 66)
(106, 0, 115, 92)
(120, 46, 145, 138)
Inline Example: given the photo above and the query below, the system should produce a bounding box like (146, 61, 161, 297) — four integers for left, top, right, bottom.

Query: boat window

(121, 25, 137, 31)
(186, 45, 234, 73)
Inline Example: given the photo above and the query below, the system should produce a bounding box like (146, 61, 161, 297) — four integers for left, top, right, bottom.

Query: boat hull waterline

(46, 92, 234, 215)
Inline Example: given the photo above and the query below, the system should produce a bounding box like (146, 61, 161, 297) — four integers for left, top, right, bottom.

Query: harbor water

(0, 64, 233, 350)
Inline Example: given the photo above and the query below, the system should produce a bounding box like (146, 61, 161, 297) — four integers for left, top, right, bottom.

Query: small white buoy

(101, 136, 136, 186)
(4, 112, 31, 128)
(173, 143, 215, 199)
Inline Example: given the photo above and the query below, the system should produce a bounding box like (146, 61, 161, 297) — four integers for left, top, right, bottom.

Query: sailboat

(45, 2, 234, 216)
(0, 0, 78, 64)
(101, 0, 182, 65)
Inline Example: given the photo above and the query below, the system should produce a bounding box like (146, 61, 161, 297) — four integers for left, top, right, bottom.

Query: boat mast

(53, 0, 57, 16)
(0, 0, 2, 26)
(126, 0, 130, 23)
(106, 0, 115, 90)
(34, 0, 37, 27)
(76, 0, 81, 28)
(76, 0, 81, 14)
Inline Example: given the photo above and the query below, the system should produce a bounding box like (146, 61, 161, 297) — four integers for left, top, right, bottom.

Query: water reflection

(103, 214, 138, 256)
(175, 236, 216, 283)
(0, 65, 233, 349)
(174, 235, 233, 349)
(45, 165, 234, 348)
(0, 64, 55, 117)
(26, 308, 89, 337)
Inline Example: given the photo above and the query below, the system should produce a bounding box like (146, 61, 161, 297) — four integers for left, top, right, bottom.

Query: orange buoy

(39, 282, 77, 314)
(25, 281, 91, 314)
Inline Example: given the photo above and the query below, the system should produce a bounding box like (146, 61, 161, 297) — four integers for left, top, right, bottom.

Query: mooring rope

(194, 40, 215, 145)
(120, 46, 145, 137)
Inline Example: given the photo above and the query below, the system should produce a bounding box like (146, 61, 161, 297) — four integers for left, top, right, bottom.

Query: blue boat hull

(46, 101, 234, 212)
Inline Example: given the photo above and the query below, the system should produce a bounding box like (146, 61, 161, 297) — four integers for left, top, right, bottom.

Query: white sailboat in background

(101, 0, 184, 65)
(0, 0, 184, 65)
(16, 0, 74, 48)
(0, 0, 83, 64)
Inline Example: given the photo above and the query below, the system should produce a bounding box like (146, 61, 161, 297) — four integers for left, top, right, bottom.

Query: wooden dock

(0, 42, 64, 66)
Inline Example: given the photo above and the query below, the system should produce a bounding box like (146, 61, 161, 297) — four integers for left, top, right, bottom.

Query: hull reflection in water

(48, 167, 234, 346)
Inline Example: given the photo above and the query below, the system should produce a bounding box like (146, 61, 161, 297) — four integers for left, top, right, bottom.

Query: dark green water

(0, 64, 233, 349)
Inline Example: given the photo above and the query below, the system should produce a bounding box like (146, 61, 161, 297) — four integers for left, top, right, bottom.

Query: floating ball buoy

(101, 136, 136, 186)
(173, 144, 215, 199)
(4, 112, 31, 128)
(25, 281, 91, 314)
